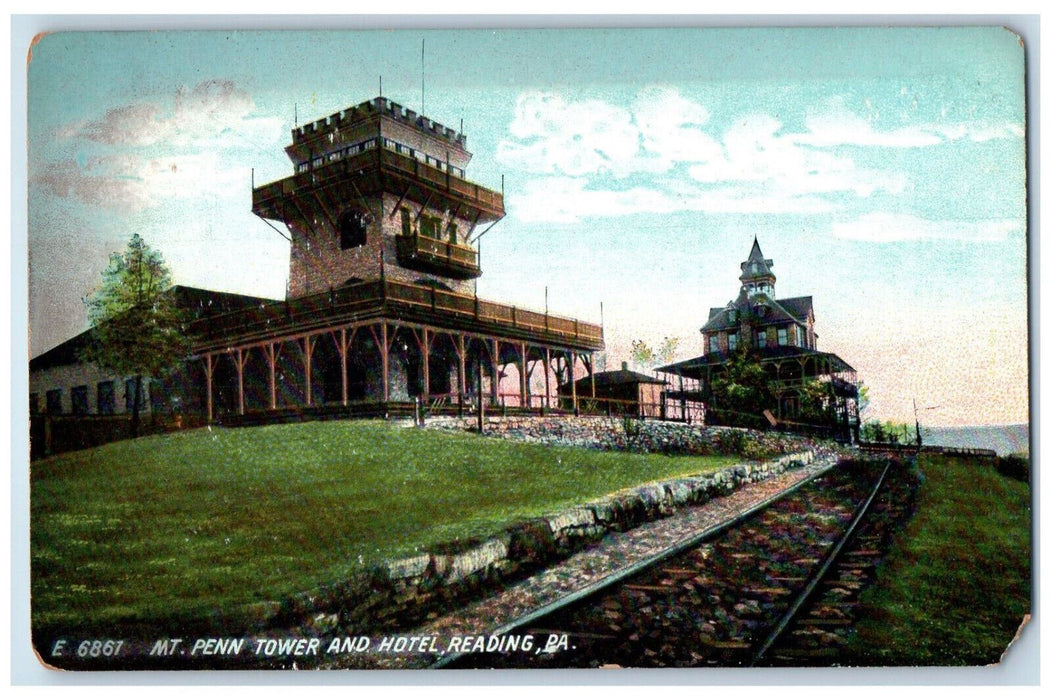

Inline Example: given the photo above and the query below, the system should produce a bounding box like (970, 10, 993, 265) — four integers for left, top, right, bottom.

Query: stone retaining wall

(424, 414, 824, 460)
(250, 448, 816, 637)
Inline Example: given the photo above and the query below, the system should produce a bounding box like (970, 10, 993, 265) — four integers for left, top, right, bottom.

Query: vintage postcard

(22, 24, 1032, 678)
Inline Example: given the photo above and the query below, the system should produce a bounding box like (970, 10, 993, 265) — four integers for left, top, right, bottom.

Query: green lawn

(846, 454, 1032, 665)
(31, 420, 739, 630)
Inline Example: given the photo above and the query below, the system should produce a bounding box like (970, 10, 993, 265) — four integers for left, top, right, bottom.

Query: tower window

(339, 209, 368, 250)
(420, 216, 440, 239)
(777, 328, 788, 346)
(400, 208, 413, 236)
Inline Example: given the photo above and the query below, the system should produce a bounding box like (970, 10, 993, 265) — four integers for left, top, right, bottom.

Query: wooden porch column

(235, 348, 245, 415)
(204, 353, 214, 423)
(457, 335, 466, 417)
(381, 323, 390, 402)
(491, 339, 500, 405)
(543, 347, 552, 411)
(265, 343, 277, 409)
(519, 341, 528, 408)
(679, 373, 686, 422)
(302, 335, 316, 407)
(422, 328, 431, 404)
(570, 351, 578, 415)
(589, 353, 596, 399)
(340, 328, 348, 406)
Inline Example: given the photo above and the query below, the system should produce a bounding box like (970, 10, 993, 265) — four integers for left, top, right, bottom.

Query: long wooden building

(30, 96, 605, 436)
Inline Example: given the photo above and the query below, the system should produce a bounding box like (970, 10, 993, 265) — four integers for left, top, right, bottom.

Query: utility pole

(913, 399, 922, 449)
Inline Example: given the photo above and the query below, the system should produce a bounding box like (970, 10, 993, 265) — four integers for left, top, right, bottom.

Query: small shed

(561, 362, 667, 417)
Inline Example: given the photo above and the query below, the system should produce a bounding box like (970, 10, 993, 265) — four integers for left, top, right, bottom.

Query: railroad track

(435, 458, 912, 669)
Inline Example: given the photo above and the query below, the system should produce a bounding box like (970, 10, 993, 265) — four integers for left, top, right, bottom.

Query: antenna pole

(421, 38, 426, 116)
(379, 75, 383, 98)
(294, 103, 298, 129)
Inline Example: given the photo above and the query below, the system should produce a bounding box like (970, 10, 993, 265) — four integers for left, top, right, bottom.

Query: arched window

(339, 209, 368, 250)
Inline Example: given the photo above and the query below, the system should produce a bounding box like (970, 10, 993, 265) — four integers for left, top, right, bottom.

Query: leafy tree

(857, 381, 871, 420)
(630, 339, 654, 370)
(707, 349, 774, 429)
(797, 378, 836, 425)
(656, 335, 681, 366)
(861, 419, 914, 445)
(81, 234, 189, 437)
(630, 335, 681, 370)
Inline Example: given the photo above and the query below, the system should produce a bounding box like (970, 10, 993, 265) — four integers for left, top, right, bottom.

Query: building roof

(563, 367, 666, 390)
(739, 237, 775, 282)
(701, 294, 813, 333)
(29, 286, 278, 372)
(655, 345, 856, 379)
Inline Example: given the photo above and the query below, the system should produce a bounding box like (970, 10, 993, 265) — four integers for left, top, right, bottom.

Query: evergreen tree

(81, 234, 189, 437)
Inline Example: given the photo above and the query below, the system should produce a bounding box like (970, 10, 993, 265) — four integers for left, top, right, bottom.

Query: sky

(24, 26, 1029, 427)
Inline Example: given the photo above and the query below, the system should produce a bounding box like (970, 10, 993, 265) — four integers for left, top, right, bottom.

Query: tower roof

(740, 236, 775, 283)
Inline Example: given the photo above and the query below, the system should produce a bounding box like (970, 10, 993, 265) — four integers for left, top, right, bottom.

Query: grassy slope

(31, 421, 738, 629)
(846, 454, 1032, 665)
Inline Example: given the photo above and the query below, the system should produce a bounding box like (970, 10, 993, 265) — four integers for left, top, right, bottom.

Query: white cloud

(40, 80, 279, 211)
(830, 212, 1023, 243)
(75, 80, 275, 148)
(798, 108, 943, 148)
(496, 88, 922, 222)
(509, 175, 838, 224)
(631, 85, 722, 171)
(934, 122, 1026, 143)
(34, 151, 246, 210)
(497, 92, 640, 177)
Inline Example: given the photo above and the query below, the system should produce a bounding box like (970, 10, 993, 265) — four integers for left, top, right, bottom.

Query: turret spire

(739, 237, 775, 298)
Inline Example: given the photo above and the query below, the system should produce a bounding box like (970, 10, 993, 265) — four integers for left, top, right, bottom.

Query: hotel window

(46, 389, 62, 414)
(777, 328, 788, 346)
(709, 336, 720, 354)
(149, 380, 167, 413)
(758, 330, 767, 348)
(71, 385, 89, 415)
(125, 379, 147, 413)
(728, 333, 738, 352)
(97, 381, 115, 415)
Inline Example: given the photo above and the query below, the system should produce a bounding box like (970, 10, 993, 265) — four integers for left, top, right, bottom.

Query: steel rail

(749, 461, 891, 665)
(430, 456, 840, 669)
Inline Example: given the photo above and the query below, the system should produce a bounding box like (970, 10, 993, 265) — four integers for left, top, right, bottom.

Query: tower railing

(252, 144, 505, 219)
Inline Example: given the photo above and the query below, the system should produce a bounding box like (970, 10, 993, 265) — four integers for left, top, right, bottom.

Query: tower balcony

(395, 232, 481, 280)
(252, 145, 505, 226)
